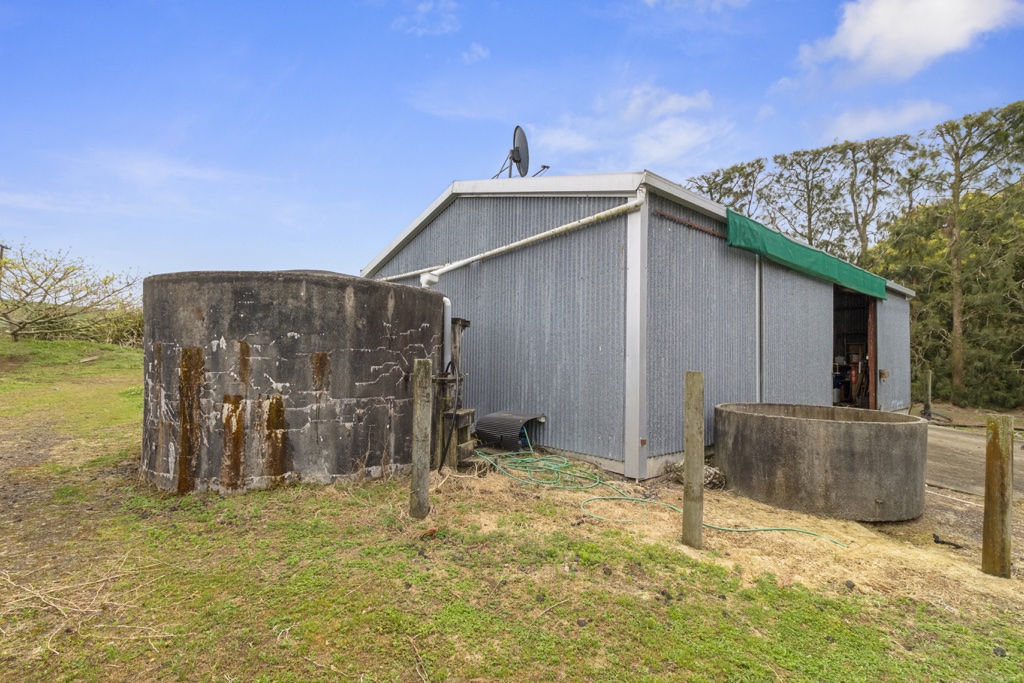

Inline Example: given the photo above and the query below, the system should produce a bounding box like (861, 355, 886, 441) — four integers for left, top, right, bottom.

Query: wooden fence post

(982, 415, 1014, 578)
(682, 371, 704, 549)
(409, 358, 433, 520)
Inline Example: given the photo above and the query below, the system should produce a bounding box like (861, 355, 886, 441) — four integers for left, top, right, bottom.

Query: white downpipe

(442, 296, 452, 371)
(755, 255, 763, 403)
(383, 189, 648, 285)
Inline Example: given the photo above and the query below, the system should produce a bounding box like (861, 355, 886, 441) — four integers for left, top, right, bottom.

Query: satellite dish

(511, 125, 529, 178)
(493, 125, 532, 179)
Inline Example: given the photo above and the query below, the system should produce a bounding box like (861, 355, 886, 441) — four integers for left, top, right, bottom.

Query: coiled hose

(473, 433, 847, 548)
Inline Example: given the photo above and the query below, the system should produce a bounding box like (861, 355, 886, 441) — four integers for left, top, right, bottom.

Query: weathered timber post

(682, 371, 704, 549)
(982, 415, 1014, 578)
(410, 358, 433, 519)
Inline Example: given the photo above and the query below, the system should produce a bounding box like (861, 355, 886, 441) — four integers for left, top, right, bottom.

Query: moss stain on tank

(264, 394, 289, 482)
(237, 340, 251, 388)
(177, 347, 204, 495)
(221, 395, 245, 490)
(312, 352, 330, 392)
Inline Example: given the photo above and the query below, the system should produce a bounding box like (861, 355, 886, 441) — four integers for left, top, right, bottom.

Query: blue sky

(1, 0, 1022, 279)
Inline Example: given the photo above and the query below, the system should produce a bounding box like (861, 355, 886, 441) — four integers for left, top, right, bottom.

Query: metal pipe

(442, 296, 452, 371)
(385, 190, 648, 284)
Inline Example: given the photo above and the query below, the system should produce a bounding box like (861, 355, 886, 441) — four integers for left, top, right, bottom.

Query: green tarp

(726, 209, 887, 300)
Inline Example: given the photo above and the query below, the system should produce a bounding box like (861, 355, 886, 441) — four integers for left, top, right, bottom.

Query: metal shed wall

(374, 195, 630, 460)
(761, 260, 834, 406)
(645, 193, 758, 457)
(876, 292, 912, 411)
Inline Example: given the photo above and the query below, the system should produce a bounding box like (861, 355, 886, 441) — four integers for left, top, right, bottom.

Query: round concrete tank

(714, 404, 928, 521)
(142, 271, 444, 493)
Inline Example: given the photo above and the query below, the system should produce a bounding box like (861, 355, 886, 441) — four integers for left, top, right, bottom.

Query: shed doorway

(832, 287, 876, 409)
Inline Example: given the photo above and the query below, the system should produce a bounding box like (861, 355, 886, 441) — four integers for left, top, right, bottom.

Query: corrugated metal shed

(761, 260, 834, 406)
(374, 194, 631, 462)
(646, 193, 758, 459)
(363, 170, 916, 479)
(876, 291, 912, 411)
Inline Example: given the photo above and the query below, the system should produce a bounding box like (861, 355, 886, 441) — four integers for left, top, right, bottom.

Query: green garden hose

(473, 443, 848, 548)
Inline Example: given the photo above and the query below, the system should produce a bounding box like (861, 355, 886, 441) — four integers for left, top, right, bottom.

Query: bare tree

(834, 135, 910, 264)
(687, 158, 772, 220)
(0, 242, 140, 342)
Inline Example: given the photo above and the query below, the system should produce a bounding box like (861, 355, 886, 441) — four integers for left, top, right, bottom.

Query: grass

(0, 339, 142, 458)
(1, 339, 1021, 682)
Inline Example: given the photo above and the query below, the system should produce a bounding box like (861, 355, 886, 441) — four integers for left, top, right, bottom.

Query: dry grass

(427, 458, 1024, 615)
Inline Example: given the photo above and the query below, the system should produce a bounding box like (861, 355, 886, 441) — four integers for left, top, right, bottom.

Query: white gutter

(885, 281, 916, 299)
(756, 254, 763, 403)
(379, 188, 649, 285)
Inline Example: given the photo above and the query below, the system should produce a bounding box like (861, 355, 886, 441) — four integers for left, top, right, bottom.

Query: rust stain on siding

(177, 347, 204, 494)
(221, 395, 245, 490)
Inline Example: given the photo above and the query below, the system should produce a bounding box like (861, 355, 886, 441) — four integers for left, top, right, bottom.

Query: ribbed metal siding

(376, 196, 626, 279)
(645, 194, 758, 456)
(761, 260, 833, 405)
(876, 293, 912, 411)
(375, 195, 629, 460)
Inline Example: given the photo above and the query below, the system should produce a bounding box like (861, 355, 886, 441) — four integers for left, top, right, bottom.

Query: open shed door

(875, 294, 912, 412)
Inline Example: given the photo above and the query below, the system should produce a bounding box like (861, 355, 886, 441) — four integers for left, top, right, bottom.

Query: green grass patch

(1, 340, 1022, 682)
(0, 338, 142, 462)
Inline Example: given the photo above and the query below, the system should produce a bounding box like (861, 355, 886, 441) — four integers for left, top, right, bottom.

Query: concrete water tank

(142, 271, 444, 493)
(715, 403, 928, 521)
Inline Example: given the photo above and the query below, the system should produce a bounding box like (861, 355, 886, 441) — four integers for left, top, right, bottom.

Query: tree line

(0, 242, 141, 346)
(687, 101, 1024, 408)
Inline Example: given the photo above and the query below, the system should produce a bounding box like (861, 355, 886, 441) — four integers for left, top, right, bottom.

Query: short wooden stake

(982, 415, 1014, 578)
(409, 358, 433, 520)
(682, 371, 704, 549)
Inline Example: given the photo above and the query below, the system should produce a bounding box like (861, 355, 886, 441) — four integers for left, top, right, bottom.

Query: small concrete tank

(142, 271, 444, 493)
(715, 403, 928, 521)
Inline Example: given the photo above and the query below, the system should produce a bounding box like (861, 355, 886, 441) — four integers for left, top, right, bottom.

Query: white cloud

(74, 149, 258, 190)
(622, 85, 712, 121)
(631, 118, 719, 166)
(0, 150, 259, 220)
(410, 87, 509, 120)
(0, 187, 163, 220)
(462, 42, 489, 64)
(826, 100, 949, 140)
(534, 84, 732, 176)
(802, 0, 1024, 80)
(535, 128, 598, 154)
(642, 0, 751, 10)
(392, 0, 461, 36)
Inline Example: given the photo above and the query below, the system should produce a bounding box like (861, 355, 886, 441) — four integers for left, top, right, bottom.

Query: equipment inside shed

(832, 287, 876, 409)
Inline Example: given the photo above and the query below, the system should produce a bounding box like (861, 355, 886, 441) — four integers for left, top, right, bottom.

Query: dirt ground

(910, 401, 1024, 428)
(927, 426, 1024, 496)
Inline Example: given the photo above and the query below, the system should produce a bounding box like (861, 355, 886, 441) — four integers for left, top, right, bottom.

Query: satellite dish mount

(493, 125, 530, 179)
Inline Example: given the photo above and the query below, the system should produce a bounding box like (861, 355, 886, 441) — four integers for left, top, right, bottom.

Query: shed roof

(361, 171, 719, 278)
(361, 170, 914, 298)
